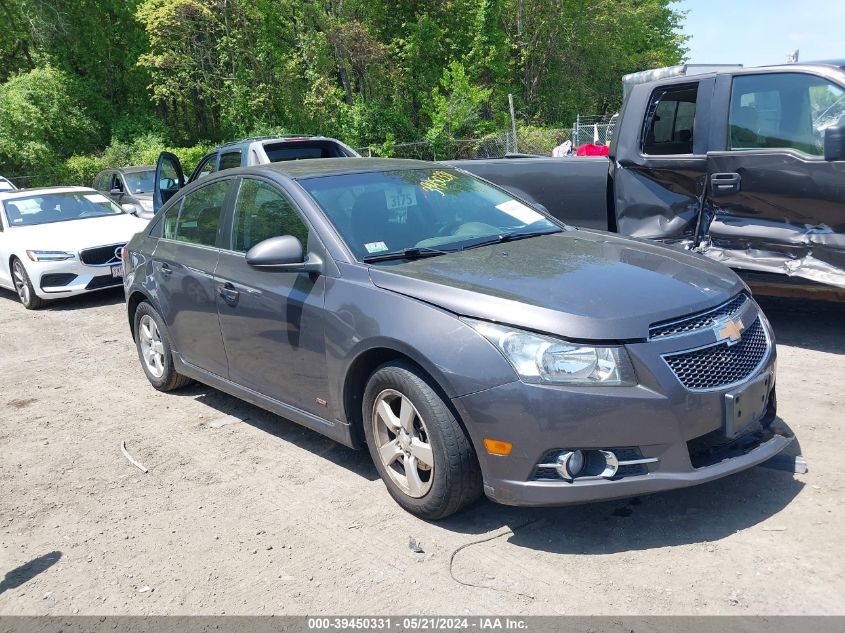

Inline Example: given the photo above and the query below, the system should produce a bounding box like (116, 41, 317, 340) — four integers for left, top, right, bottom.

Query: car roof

(244, 157, 440, 180)
(0, 186, 96, 201)
(217, 135, 336, 151)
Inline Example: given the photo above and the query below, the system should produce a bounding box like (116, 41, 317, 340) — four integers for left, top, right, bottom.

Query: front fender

(323, 271, 517, 424)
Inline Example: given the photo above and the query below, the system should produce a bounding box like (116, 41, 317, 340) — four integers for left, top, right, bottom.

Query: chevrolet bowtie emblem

(717, 318, 745, 345)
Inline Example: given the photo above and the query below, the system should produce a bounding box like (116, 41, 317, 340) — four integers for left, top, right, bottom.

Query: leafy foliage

(0, 0, 687, 182)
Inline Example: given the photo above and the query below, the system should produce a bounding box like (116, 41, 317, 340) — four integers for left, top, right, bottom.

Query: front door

(701, 71, 845, 285)
(214, 177, 329, 417)
(153, 178, 231, 377)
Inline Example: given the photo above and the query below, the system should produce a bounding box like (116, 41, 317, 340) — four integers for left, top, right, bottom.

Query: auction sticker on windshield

(385, 187, 417, 210)
(496, 199, 545, 224)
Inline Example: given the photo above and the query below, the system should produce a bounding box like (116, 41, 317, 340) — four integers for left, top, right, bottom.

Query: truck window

(729, 73, 845, 156)
(218, 151, 242, 170)
(642, 84, 698, 155)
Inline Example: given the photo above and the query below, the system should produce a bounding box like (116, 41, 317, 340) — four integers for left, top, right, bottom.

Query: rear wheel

(133, 301, 192, 392)
(362, 362, 482, 519)
(11, 258, 46, 310)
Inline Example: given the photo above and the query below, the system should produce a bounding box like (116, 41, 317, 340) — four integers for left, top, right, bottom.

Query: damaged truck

(452, 61, 845, 298)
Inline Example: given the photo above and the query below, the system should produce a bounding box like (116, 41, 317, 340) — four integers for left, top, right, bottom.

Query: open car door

(153, 152, 185, 214)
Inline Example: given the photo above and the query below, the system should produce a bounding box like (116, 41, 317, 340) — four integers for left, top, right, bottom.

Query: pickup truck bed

(447, 157, 610, 230)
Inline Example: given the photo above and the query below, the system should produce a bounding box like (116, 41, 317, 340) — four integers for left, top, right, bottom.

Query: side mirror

(245, 235, 322, 273)
(824, 125, 845, 161)
(110, 187, 123, 196)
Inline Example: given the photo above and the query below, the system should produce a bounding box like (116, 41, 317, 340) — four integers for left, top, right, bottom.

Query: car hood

(367, 230, 744, 341)
(7, 213, 149, 252)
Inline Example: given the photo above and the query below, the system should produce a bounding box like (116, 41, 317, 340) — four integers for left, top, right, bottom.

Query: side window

(218, 151, 242, 170)
(730, 73, 845, 156)
(194, 154, 218, 181)
(110, 174, 123, 193)
(93, 172, 105, 191)
(162, 201, 180, 240)
(174, 180, 229, 247)
(231, 179, 309, 253)
(642, 83, 698, 155)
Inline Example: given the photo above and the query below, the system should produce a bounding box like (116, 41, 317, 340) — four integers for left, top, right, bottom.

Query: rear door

(611, 78, 713, 242)
(214, 177, 329, 416)
(701, 71, 845, 284)
(152, 178, 233, 377)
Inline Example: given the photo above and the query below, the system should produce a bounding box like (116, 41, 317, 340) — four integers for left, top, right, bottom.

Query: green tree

(0, 67, 103, 176)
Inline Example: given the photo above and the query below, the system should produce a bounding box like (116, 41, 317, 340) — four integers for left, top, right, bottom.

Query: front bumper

(451, 308, 792, 507)
(30, 258, 123, 299)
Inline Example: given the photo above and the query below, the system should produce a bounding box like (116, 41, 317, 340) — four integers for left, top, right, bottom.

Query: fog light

(555, 450, 585, 480)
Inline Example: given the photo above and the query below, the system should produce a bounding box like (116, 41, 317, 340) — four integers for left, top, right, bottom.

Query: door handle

(217, 282, 240, 305)
(710, 172, 741, 197)
(159, 263, 172, 276)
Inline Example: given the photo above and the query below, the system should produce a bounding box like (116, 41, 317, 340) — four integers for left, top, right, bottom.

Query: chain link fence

(570, 114, 618, 148)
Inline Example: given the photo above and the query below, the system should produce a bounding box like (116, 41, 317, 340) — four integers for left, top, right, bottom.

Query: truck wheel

(11, 258, 46, 310)
(362, 361, 482, 520)
(133, 301, 193, 392)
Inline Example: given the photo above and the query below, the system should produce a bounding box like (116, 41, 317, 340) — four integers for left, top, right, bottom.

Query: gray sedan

(122, 158, 792, 519)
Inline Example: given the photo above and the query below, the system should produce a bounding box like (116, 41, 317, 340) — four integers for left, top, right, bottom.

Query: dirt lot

(0, 287, 843, 615)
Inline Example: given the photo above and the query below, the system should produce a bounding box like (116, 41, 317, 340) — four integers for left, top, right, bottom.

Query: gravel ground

(0, 287, 843, 615)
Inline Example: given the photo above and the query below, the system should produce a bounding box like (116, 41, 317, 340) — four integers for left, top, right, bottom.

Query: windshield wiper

(460, 228, 562, 251)
(362, 246, 451, 263)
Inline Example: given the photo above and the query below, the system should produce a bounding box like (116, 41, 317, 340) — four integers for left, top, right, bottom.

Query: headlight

(26, 250, 76, 262)
(463, 318, 636, 386)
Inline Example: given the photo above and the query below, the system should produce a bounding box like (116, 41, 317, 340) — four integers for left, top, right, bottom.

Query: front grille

(688, 398, 778, 469)
(649, 293, 749, 339)
(663, 318, 769, 391)
(40, 273, 77, 289)
(86, 274, 122, 290)
(79, 243, 124, 266)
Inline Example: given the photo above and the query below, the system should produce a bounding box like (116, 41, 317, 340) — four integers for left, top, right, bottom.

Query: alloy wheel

(138, 314, 166, 378)
(12, 261, 30, 305)
(371, 389, 435, 498)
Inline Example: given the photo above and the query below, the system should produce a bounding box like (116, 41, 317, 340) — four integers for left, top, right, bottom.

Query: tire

(11, 258, 46, 310)
(133, 301, 193, 392)
(362, 361, 482, 520)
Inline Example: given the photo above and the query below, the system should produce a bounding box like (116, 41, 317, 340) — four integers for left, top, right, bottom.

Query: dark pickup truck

(453, 61, 845, 296)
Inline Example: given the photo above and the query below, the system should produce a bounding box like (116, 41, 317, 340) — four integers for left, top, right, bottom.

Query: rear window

(263, 140, 353, 162)
(642, 83, 698, 155)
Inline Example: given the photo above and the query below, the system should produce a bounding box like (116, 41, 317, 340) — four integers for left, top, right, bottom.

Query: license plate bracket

(724, 371, 772, 438)
(111, 264, 124, 279)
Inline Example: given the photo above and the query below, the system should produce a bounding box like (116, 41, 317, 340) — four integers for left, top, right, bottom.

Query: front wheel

(11, 258, 46, 310)
(133, 301, 193, 392)
(362, 362, 482, 520)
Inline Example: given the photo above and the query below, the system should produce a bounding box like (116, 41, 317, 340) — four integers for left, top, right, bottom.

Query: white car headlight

(26, 250, 76, 262)
(463, 318, 636, 386)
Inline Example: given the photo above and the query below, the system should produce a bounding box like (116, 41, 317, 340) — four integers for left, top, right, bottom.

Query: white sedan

(0, 187, 149, 309)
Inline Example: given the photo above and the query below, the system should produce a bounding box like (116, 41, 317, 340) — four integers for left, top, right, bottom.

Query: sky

(677, 0, 845, 67)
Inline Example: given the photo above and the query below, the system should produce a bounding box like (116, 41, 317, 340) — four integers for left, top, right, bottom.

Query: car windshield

(123, 170, 155, 194)
(2, 192, 125, 227)
(300, 168, 560, 260)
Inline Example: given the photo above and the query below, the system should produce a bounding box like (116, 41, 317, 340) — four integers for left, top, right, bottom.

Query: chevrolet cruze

(123, 158, 792, 519)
